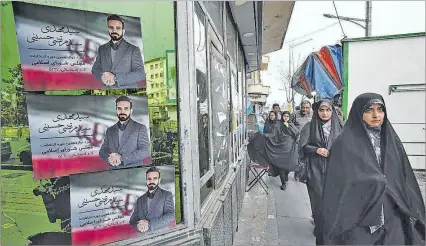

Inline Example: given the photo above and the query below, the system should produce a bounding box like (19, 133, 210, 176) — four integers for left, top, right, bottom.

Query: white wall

(346, 35, 425, 169)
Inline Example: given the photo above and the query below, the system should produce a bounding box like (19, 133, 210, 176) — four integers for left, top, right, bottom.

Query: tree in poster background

(1, 65, 28, 127)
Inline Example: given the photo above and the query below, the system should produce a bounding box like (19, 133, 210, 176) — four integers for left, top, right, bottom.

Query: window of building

(210, 44, 229, 183)
(160, 63, 164, 68)
(238, 49, 246, 145)
(155, 63, 159, 69)
(229, 61, 239, 163)
(160, 72, 163, 77)
(194, 2, 212, 206)
(226, 5, 237, 63)
(155, 73, 159, 78)
(151, 74, 154, 79)
(150, 64, 154, 70)
(204, 1, 223, 39)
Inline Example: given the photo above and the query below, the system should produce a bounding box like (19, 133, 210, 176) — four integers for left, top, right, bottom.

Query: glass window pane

(238, 51, 245, 144)
(204, 1, 223, 38)
(226, 10, 237, 62)
(194, 3, 210, 179)
(200, 176, 214, 206)
(230, 65, 238, 161)
(210, 45, 229, 181)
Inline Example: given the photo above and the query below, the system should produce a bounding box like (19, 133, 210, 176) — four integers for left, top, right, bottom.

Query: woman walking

(248, 111, 300, 190)
(273, 111, 300, 190)
(321, 93, 425, 245)
(263, 111, 279, 134)
(298, 99, 343, 244)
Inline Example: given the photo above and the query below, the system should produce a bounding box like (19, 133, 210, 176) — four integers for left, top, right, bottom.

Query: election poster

(12, 2, 146, 91)
(70, 166, 176, 245)
(26, 95, 151, 179)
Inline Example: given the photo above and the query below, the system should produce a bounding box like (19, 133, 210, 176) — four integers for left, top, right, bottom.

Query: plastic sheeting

(291, 44, 344, 99)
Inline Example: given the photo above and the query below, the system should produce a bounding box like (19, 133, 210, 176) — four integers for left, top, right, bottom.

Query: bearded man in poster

(129, 167, 175, 233)
(99, 96, 150, 168)
(91, 14, 146, 88)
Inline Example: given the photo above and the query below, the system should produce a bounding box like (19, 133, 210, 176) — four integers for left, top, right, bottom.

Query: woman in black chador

(321, 93, 425, 245)
(248, 111, 300, 190)
(269, 111, 300, 190)
(298, 99, 343, 244)
(263, 111, 279, 134)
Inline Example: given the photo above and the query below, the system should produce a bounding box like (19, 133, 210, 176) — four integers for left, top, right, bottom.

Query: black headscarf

(299, 99, 342, 159)
(321, 93, 425, 241)
(263, 111, 278, 134)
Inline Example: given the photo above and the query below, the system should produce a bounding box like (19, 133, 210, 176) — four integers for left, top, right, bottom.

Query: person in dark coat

(321, 93, 425, 245)
(248, 111, 300, 190)
(298, 99, 343, 244)
(263, 111, 279, 134)
(273, 111, 300, 190)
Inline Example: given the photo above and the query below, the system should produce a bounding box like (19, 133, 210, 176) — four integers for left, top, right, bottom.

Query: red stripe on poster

(72, 224, 138, 245)
(22, 69, 146, 91)
(32, 156, 152, 180)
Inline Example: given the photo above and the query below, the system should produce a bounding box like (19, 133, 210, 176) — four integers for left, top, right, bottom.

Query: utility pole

(365, 1, 372, 37)
(323, 1, 372, 37)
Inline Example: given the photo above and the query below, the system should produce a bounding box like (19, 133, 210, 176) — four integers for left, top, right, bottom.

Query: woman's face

(269, 112, 276, 120)
(283, 114, 290, 122)
(363, 103, 385, 127)
(318, 106, 332, 121)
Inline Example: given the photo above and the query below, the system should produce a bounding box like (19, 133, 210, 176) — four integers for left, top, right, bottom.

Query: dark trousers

(278, 169, 289, 185)
(307, 185, 323, 245)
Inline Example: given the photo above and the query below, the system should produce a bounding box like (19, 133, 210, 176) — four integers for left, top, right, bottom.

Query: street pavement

(233, 172, 315, 246)
(234, 170, 426, 246)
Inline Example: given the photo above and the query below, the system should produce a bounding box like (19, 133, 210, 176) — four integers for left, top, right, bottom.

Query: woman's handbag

(294, 160, 308, 183)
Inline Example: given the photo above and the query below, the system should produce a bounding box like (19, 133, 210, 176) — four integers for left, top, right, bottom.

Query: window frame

(194, 0, 249, 216)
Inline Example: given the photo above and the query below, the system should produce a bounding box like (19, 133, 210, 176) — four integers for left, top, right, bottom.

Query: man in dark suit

(91, 14, 146, 88)
(99, 96, 150, 168)
(129, 167, 175, 233)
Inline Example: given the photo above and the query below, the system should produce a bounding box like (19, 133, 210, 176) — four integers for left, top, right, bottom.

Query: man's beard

(117, 113, 130, 122)
(109, 32, 123, 41)
(301, 110, 309, 115)
(147, 183, 158, 191)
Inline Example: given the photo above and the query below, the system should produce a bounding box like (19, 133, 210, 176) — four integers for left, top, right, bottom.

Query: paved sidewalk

(234, 170, 426, 246)
(233, 172, 315, 246)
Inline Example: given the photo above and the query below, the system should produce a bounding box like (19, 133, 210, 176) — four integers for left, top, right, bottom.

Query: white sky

(262, 1, 426, 107)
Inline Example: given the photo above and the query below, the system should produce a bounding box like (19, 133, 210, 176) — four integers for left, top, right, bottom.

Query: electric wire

(284, 22, 340, 44)
(333, 1, 347, 38)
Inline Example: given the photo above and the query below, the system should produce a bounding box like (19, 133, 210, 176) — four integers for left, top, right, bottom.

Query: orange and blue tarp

(291, 44, 344, 99)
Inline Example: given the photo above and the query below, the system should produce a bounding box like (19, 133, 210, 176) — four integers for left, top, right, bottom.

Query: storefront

(1, 1, 293, 245)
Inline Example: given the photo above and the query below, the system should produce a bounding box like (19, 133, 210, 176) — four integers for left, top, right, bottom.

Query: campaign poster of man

(12, 2, 146, 91)
(26, 95, 151, 179)
(70, 166, 176, 245)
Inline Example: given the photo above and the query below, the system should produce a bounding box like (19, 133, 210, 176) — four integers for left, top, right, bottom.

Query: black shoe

(280, 183, 287, 190)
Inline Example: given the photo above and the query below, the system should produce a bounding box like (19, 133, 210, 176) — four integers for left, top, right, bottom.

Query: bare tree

(275, 59, 292, 103)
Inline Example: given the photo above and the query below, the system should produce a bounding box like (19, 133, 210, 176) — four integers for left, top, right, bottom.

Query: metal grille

(223, 189, 233, 246)
(232, 177, 238, 234)
(210, 205, 225, 246)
